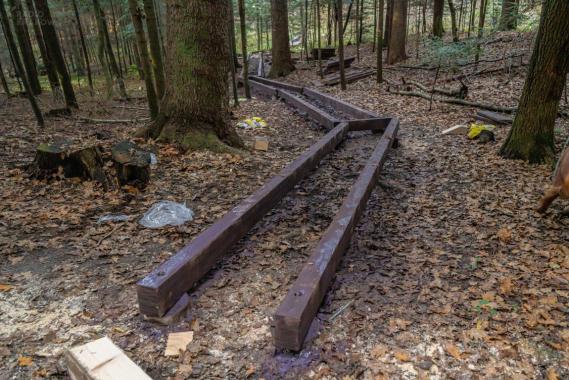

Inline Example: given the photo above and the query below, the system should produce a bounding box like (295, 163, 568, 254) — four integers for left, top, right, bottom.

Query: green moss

(180, 129, 232, 153)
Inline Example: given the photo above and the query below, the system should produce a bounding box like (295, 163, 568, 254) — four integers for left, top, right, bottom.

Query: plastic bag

(139, 201, 194, 228)
(97, 214, 129, 223)
(237, 117, 268, 129)
(468, 123, 495, 139)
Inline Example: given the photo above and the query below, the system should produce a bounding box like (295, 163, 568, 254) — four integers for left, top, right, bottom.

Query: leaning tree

(500, 0, 569, 163)
(136, 0, 242, 152)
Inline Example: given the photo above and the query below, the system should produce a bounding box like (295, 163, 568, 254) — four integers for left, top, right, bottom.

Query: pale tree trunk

(499, 0, 518, 31)
(448, 0, 458, 42)
(500, 0, 569, 163)
(127, 0, 158, 119)
(269, 0, 294, 78)
(33, 0, 78, 108)
(143, 0, 165, 100)
(433, 0, 444, 37)
(8, 0, 41, 95)
(139, 0, 243, 152)
(337, 0, 346, 90)
(0, 0, 43, 125)
(387, 0, 407, 64)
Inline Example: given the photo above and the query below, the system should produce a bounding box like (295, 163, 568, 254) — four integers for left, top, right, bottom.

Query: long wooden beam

(278, 89, 340, 130)
(249, 76, 304, 93)
(249, 80, 278, 98)
(137, 123, 351, 318)
(303, 87, 379, 119)
(272, 118, 399, 351)
(347, 118, 391, 132)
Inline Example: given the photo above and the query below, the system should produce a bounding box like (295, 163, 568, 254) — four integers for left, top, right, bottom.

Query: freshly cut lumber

(475, 110, 513, 125)
(65, 336, 151, 380)
(137, 123, 351, 318)
(278, 90, 339, 130)
(272, 118, 400, 351)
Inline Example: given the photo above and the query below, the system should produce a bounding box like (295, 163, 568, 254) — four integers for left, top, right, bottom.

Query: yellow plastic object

(468, 123, 495, 139)
(237, 117, 268, 129)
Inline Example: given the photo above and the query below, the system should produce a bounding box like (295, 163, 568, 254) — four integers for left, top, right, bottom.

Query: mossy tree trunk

(387, 0, 407, 64)
(500, 0, 569, 164)
(433, 0, 444, 38)
(269, 0, 295, 78)
(139, 0, 243, 152)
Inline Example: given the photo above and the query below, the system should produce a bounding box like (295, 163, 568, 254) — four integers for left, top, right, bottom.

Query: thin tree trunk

(317, 0, 323, 78)
(238, 0, 250, 98)
(337, 0, 346, 90)
(468, 0, 477, 37)
(228, 0, 239, 106)
(384, 0, 393, 48)
(0, 0, 43, 125)
(0, 57, 10, 95)
(355, 0, 360, 61)
(71, 0, 93, 93)
(372, 0, 377, 51)
(269, 0, 295, 78)
(448, 0, 459, 42)
(109, 0, 124, 76)
(387, 0, 407, 64)
(8, 0, 41, 94)
(500, 0, 569, 163)
(127, 0, 158, 119)
(143, 0, 165, 101)
(376, 0, 383, 83)
(474, 0, 487, 66)
(33, 0, 78, 108)
(433, 0, 444, 37)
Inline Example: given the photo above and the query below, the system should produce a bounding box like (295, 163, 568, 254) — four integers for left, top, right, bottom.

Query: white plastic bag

(139, 201, 194, 228)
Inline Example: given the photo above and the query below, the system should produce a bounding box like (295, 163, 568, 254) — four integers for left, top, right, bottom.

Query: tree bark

(384, 0, 393, 48)
(316, 0, 323, 78)
(139, 0, 242, 152)
(337, 0, 346, 90)
(127, 0, 158, 119)
(448, 0, 458, 42)
(143, 0, 165, 100)
(376, 0, 383, 83)
(500, 0, 569, 163)
(33, 0, 78, 108)
(387, 0, 407, 64)
(269, 0, 295, 77)
(8, 0, 41, 94)
(71, 0, 94, 93)
(0, 0, 43, 125)
(499, 0, 518, 31)
(433, 0, 444, 38)
(0, 57, 10, 95)
(238, 0, 250, 98)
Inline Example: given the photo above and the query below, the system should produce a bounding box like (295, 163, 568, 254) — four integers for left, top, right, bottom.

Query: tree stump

(28, 139, 108, 188)
(111, 141, 151, 189)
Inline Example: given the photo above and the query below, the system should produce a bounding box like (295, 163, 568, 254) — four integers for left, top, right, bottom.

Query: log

(272, 118, 399, 351)
(475, 110, 513, 125)
(137, 123, 352, 318)
(278, 90, 340, 130)
(28, 140, 108, 188)
(323, 69, 376, 86)
(111, 141, 152, 189)
(402, 78, 468, 99)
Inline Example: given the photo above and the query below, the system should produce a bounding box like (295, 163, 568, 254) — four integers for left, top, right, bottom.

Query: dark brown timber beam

(249, 76, 304, 93)
(272, 118, 399, 351)
(278, 90, 340, 130)
(249, 80, 278, 98)
(303, 87, 379, 119)
(137, 123, 351, 318)
(347, 118, 391, 132)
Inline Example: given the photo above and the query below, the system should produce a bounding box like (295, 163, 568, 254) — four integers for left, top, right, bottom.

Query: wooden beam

(278, 89, 340, 130)
(347, 118, 391, 132)
(303, 87, 379, 119)
(249, 80, 278, 98)
(137, 123, 351, 318)
(272, 118, 399, 351)
(249, 76, 304, 93)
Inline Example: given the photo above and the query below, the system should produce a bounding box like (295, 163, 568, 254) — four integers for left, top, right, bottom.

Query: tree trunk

(269, 0, 295, 78)
(499, 0, 518, 31)
(500, 0, 569, 164)
(376, 0, 383, 83)
(384, 0, 393, 48)
(143, 0, 165, 101)
(8, 0, 41, 95)
(0, 57, 10, 95)
(387, 0, 407, 64)
(127, 0, 158, 119)
(0, 0, 43, 125)
(71, 0, 94, 93)
(33, 0, 78, 108)
(448, 0, 458, 42)
(433, 0, 444, 38)
(139, 0, 243, 152)
(337, 0, 346, 90)
(316, 0, 323, 78)
(474, 0, 487, 65)
(228, 0, 239, 106)
(468, 0, 477, 37)
(23, 0, 61, 95)
(238, 0, 250, 98)
(109, 0, 124, 76)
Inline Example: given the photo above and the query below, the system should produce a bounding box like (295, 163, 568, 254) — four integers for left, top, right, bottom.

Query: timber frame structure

(136, 77, 400, 351)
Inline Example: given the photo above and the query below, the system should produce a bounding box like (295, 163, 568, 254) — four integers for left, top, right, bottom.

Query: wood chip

(165, 331, 194, 357)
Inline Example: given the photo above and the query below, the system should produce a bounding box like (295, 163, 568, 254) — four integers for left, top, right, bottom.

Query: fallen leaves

(394, 351, 411, 362)
(497, 228, 512, 243)
(499, 277, 513, 295)
(445, 343, 463, 360)
(18, 356, 33, 366)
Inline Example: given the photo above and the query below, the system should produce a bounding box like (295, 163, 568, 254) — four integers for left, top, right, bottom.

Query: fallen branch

(76, 117, 150, 124)
(111, 105, 149, 111)
(402, 78, 468, 99)
(436, 60, 527, 84)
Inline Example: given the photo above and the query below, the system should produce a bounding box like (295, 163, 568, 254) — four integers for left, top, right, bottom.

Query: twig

(96, 224, 123, 247)
(76, 117, 150, 124)
(329, 300, 354, 322)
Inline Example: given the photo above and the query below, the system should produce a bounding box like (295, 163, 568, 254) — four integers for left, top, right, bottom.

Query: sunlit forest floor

(1, 32, 568, 379)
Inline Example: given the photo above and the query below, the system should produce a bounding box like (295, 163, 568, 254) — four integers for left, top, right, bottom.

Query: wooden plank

(249, 80, 278, 98)
(323, 69, 375, 86)
(249, 76, 304, 93)
(272, 118, 399, 351)
(278, 89, 340, 130)
(475, 110, 513, 125)
(347, 118, 391, 132)
(65, 337, 152, 380)
(311, 47, 336, 60)
(137, 123, 351, 318)
(324, 56, 356, 74)
(303, 87, 379, 119)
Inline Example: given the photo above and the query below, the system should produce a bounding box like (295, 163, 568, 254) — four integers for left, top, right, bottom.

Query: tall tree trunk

(0, 0, 43, 125)
(127, 0, 158, 119)
(109, 0, 124, 76)
(327, 0, 332, 46)
(24, 0, 60, 95)
(474, 0, 487, 65)
(376, 0, 383, 83)
(468, 0, 477, 37)
(387, 0, 407, 64)
(384, 0, 393, 48)
(448, 0, 459, 42)
(337, 0, 346, 90)
(500, 0, 569, 163)
(143, 0, 165, 101)
(499, 0, 518, 31)
(92, 0, 127, 99)
(228, 0, 239, 106)
(229, 0, 239, 70)
(33, 0, 78, 108)
(71, 0, 93, 93)
(269, 0, 294, 77)
(0, 57, 10, 95)
(238, 0, 250, 98)
(433, 0, 444, 37)
(316, 0, 323, 78)
(138, 0, 242, 152)
(8, 0, 41, 94)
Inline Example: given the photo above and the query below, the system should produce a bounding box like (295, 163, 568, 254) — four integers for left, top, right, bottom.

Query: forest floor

(1, 31, 568, 380)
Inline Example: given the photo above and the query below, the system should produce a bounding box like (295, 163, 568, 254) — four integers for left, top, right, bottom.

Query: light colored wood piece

(254, 137, 269, 151)
(442, 124, 469, 135)
(165, 331, 194, 357)
(65, 336, 152, 380)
